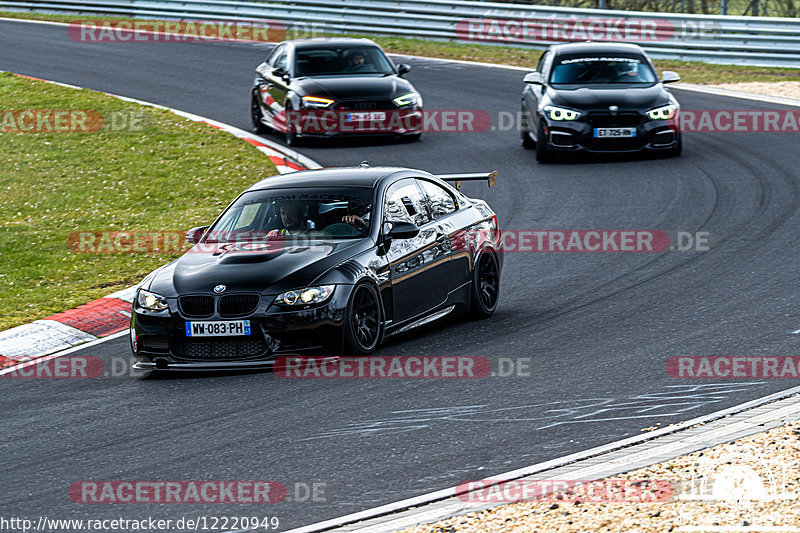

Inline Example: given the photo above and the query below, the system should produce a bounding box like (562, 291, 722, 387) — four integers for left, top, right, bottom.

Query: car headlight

(302, 96, 335, 108)
(647, 104, 678, 120)
(543, 105, 581, 121)
(136, 289, 169, 311)
(274, 285, 335, 306)
(393, 92, 422, 107)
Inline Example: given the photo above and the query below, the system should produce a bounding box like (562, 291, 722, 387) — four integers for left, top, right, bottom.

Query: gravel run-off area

(396, 417, 800, 532)
(709, 81, 800, 100)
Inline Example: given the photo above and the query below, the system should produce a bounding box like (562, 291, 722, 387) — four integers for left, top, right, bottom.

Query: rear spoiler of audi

(438, 170, 498, 191)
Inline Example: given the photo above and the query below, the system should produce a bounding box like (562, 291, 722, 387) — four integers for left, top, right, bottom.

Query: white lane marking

(0, 320, 97, 361)
(791, 329, 800, 334)
(0, 330, 128, 376)
(673, 82, 800, 108)
(104, 286, 137, 303)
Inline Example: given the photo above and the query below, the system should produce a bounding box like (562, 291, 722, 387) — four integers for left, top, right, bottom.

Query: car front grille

(178, 295, 214, 318)
(586, 112, 643, 127)
(177, 337, 268, 360)
(219, 294, 260, 317)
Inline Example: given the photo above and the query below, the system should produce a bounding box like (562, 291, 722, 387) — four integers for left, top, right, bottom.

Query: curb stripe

(45, 298, 132, 337)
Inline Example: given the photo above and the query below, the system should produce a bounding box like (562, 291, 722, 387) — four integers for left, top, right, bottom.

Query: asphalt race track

(3, 19, 800, 530)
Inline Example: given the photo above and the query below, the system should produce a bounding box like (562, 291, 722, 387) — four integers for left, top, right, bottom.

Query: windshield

(294, 45, 395, 76)
(204, 187, 374, 243)
(550, 55, 657, 85)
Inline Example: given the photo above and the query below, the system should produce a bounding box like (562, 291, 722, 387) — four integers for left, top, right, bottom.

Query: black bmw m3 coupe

(131, 165, 502, 370)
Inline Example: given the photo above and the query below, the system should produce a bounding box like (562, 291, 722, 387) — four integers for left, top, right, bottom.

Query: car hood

(546, 84, 667, 110)
(293, 75, 415, 101)
(147, 239, 371, 297)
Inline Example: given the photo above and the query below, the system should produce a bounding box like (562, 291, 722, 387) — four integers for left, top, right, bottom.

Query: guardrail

(2, 0, 800, 67)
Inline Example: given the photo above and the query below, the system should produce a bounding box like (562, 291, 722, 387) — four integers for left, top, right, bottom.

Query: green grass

(2, 10, 799, 83)
(0, 73, 277, 331)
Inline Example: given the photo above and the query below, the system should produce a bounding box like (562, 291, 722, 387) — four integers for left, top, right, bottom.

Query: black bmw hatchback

(520, 42, 682, 163)
(251, 38, 423, 145)
(130, 165, 502, 371)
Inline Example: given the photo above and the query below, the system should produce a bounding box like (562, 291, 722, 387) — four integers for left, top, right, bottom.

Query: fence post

(721, 0, 728, 14)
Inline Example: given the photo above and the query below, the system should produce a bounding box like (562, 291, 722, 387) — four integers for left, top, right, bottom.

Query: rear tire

(535, 122, 554, 163)
(469, 252, 500, 319)
(342, 282, 382, 355)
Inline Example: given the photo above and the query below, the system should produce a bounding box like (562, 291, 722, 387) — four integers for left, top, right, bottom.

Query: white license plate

(594, 127, 637, 138)
(346, 111, 386, 121)
(185, 320, 251, 337)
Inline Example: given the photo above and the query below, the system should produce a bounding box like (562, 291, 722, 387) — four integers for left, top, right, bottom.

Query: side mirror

(523, 72, 543, 85)
(397, 63, 411, 76)
(661, 71, 680, 84)
(185, 226, 209, 245)
(384, 221, 419, 240)
(273, 67, 290, 81)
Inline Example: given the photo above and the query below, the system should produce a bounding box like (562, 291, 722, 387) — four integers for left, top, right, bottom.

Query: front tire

(284, 103, 302, 147)
(669, 133, 682, 157)
(342, 282, 382, 355)
(251, 90, 269, 134)
(535, 121, 554, 163)
(469, 252, 500, 319)
(521, 106, 536, 149)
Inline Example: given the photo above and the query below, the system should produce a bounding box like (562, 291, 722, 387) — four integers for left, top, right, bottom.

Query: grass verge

(1, 11, 800, 83)
(0, 72, 277, 331)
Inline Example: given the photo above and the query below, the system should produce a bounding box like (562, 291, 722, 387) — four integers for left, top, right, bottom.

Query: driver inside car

(267, 202, 309, 236)
(345, 51, 373, 72)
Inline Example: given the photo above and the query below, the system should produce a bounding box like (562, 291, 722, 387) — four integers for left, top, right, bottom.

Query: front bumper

(541, 114, 679, 153)
(290, 108, 422, 139)
(131, 289, 351, 370)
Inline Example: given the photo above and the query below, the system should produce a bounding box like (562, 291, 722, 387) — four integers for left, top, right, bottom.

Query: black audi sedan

(250, 38, 423, 145)
(130, 165, 501, 371)
(520, 42, 682, 163)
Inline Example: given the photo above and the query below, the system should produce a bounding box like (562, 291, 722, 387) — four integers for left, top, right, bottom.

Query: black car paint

(130, 167, 502, 370)
(251, 38, 422, 140)
(521, 42, 681, 157)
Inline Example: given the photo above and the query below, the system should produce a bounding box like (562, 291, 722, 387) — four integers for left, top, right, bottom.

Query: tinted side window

(536, 51, 549, 73)
(384, 181, 431, 227)
(418, 180, 457, 220)
(266, 44, 285, 66)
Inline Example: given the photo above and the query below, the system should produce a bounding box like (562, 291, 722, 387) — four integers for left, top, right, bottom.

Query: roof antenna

(360, 161, 370, 168)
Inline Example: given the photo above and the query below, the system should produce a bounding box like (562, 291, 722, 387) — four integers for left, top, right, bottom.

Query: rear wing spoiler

(438, 170, 498, 191)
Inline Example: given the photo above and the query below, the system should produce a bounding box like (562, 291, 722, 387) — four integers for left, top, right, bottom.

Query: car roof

(287, 38, 380, 50)
(549, 42, 647, 56)
(246, 166, 429, 192)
